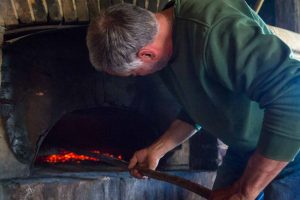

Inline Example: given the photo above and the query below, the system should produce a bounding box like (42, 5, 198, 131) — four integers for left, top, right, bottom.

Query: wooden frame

(275, 0, 300, 33)
(0, 0, 172, 27)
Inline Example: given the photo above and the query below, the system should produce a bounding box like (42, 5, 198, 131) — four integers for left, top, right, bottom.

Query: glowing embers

(36, 150, 123, 164)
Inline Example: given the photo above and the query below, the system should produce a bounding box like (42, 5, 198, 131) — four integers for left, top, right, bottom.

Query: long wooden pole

(73, 149, 212, 199)
(136, 167, 212, 199)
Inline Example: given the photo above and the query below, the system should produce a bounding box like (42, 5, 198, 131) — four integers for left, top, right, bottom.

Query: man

(86, 0, 300, 199)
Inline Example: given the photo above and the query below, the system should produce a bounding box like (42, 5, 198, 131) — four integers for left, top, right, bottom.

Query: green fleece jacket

(160, 0, 300, 161)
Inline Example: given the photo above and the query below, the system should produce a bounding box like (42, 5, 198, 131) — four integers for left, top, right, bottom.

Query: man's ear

(137, 49, 158, 63)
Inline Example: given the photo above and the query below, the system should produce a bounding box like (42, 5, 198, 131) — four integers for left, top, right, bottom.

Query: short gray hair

(86, 3, 158, 74)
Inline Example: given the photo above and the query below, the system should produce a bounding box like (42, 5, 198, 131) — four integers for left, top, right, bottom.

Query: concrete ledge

(0, 170, 216, 200)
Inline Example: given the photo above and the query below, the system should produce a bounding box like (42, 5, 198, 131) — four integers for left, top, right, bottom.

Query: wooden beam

(87, 0, 100, 19)
(123, 0, 134, 4)
(0, 0, 19, 26)
(75, 0, 89, 22)
(254, 0, 265, 13)
(61, 0, 77, 22)
(111, 0, 122, 5)
(100, 0, 110, 10)
(45, 0, 63, 22)
(0, 12, 4, 27)
(268, 25, 300, 60)
(148, 0, 158, 12)
(29, 0, 48, 23)
(275, 0, 300, 33)
(158, 0, 169, 11)
(13, 0, 34, 24)
(136, 0, 145, 8)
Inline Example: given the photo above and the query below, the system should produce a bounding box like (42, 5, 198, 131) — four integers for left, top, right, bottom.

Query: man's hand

(128, 147, 161, 179)
(128, 119, 196, 179)
(209, 181, 258, 200)
(210, 151, 288, 200)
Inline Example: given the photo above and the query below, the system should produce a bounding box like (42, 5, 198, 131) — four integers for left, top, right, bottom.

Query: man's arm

(210, 152, 288, 200)
(206, 16, 300, 161)
(205, 15, 300, 199)
(238, 152, 288, 198)
(128, 119, 197, 178)
(147, 119, 196, 158)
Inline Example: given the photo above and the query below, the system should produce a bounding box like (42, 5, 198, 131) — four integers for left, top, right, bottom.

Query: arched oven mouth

(0, 21, 219, 179)
(34, 106, 160, 171)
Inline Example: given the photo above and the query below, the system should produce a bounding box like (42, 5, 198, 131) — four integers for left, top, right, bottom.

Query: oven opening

(34, 106, 160, 171)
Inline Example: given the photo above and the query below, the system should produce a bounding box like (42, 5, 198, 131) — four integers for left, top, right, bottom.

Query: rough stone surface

(0, 120, 29, 179)
(0, 23, 30, 179)
(0, 171, 216, 200)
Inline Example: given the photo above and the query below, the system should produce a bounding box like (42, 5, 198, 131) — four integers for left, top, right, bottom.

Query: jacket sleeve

(204, 16, 300, 161)
(177, 109, 195, 125)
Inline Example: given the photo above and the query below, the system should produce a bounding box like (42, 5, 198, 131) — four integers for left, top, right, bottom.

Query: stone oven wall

(0, 26, 190, 178)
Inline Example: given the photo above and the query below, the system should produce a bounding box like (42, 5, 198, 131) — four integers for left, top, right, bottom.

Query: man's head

(86, 3, 173, 76)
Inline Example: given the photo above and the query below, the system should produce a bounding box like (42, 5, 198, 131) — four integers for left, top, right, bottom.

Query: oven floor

(0, 170, 216, 200)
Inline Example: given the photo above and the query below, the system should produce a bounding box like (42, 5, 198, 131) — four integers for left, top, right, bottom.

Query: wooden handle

(137, 167, 212, 199)
(72, 149, 212, 199)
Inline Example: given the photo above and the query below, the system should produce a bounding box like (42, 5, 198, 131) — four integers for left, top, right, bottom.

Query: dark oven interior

(1, 26, 220, 172)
